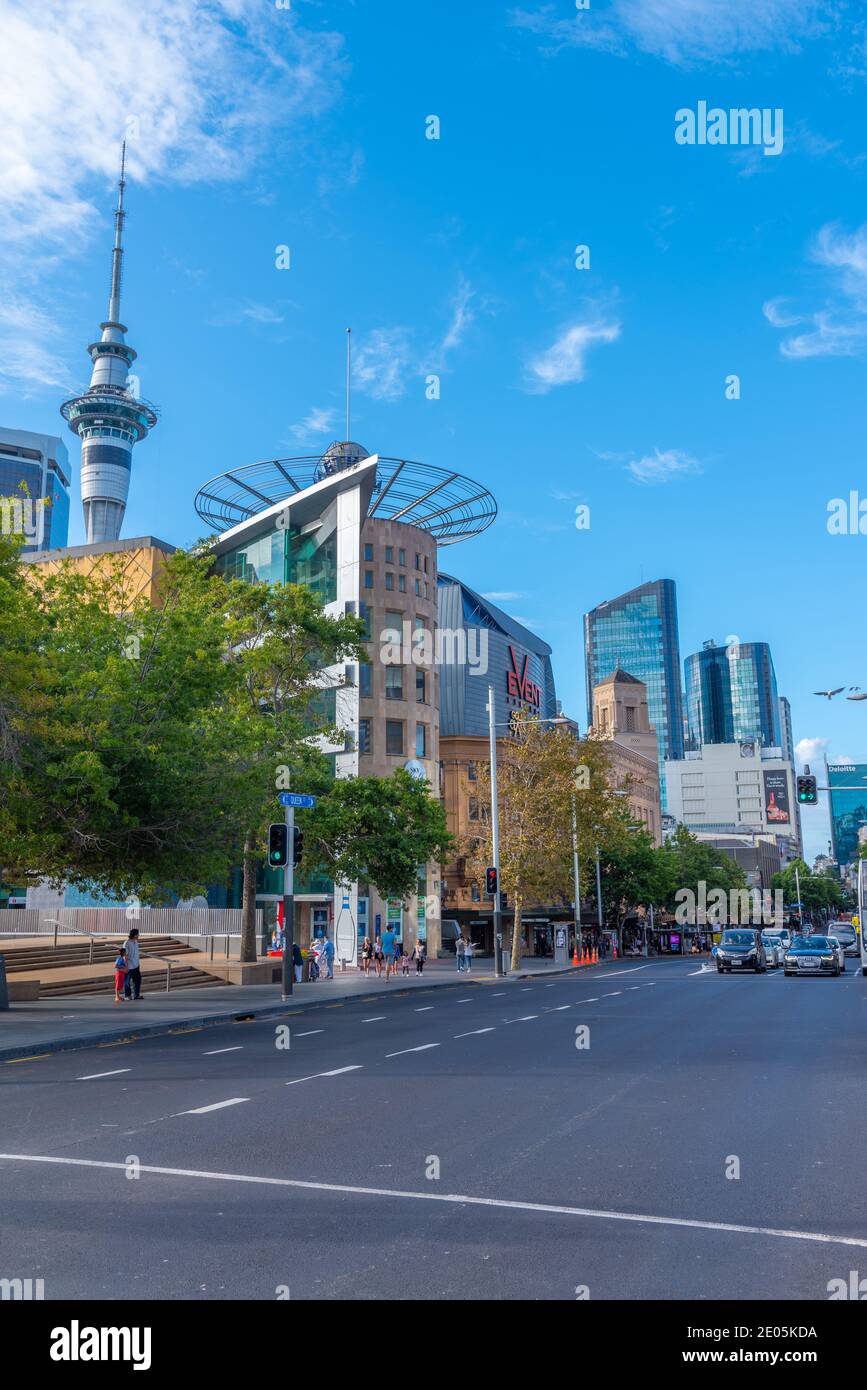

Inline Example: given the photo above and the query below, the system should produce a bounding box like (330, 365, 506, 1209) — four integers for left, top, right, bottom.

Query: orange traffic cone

(572, 944, 579, 967)
(592, 946, 598, 964)
(582, 947, 589, 966)
(613, 942, 618, 960)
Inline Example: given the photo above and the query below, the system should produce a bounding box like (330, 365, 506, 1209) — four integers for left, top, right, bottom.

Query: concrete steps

(0, 936, 228, 998)
(36, 965, 228, 998)
(3, 935, 191, 974)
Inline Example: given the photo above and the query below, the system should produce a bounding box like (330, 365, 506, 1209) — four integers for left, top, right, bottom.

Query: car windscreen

(801, 937, 829, 949)
(720, 932, 755, 947)
(791, 936, 813, 948)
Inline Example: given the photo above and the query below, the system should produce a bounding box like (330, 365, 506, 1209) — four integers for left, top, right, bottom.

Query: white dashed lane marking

(294, 1031, 324, 1038)
(361, 1017, 386, 1023)
(76, 1069, 131, 1081)
(454, 1028, 496, 1038)
(386, 1044, 440, 1058)
(286, 1066, 362, 1087)
(203, 1047, 244, 1056)
(181, 1098, 250, 1115)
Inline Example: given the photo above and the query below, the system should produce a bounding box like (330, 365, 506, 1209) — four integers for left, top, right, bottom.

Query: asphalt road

(2, 957, 866, 1301)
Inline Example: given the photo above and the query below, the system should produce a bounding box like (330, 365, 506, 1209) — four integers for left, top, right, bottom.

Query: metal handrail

(146, 954, 174, 993)
(44, 918, 96, 964)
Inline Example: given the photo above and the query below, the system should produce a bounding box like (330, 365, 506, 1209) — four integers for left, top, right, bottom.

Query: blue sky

(3, 0, 867, 861)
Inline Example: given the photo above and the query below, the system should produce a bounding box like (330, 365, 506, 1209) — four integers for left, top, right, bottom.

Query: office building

(589, 668, 662, 845)
(685, 638, 782, 750)
(826, 760, 867, 868)
(0, 427, 70, 552)
(665, 741, 801, 862)
(584, 579, 684, 807)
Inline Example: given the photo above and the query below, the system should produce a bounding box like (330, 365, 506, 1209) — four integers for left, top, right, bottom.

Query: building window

(385, 572, 394, 591)
(471, 883, 481, 903)
(384, 609, 402, 641)
(359, 662, 372, 698)
(359, 603, 372, 639)
(468, 798, 480, 821)
(386, 667, 404, 701)
(415, 553, 421, 570)
(364, 543, 373, 562)
(399, 548, 406, 566)
(386, 720, 404, 756)
(359, 719, 372, 754)
(467, 761, 477, 781)
(423, 556, 428, 573)
(625, 706, 636, 732)
(416, 723, 427, 758)
(415, 579, 421, 596)
(364, 570, 374, 589)
(385, 545, 393, 564)
(398, 574, 406, 593)
(416, 668, 427, 703)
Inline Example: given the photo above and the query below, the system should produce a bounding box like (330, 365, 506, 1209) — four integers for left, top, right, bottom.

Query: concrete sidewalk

(0, 955, 596, 1062)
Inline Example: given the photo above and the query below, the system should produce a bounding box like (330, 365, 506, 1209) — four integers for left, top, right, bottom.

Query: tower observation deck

(61, 145, 157, 544)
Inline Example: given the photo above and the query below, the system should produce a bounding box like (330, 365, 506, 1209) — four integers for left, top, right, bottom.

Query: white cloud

(765, 222, 867, 359)
(0, 296, 70, 392)
(353, 328, 413, 402)
(287, 407, 338, 443)
(525, 318, 620, 392)
(0, 0, 344, 387)
(795, 737, 828, 769)
(441, 277, 476, 355)
(483, 591, 526, 602)
(626, 447, 702, 485)
(511, 0, 833, 67)
(209, 300, 288, 328)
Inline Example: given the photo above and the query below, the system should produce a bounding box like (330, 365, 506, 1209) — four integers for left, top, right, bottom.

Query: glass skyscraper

(584, 579, 684, 807)
(0, 427, 70, 553)
(827, 761, 867, 867)
(685, 640, 782, 751)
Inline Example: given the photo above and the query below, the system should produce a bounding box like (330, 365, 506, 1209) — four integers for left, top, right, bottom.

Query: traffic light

(485, 866, 498, 897)
(797, 775, 818, 805)
(268, 822, 289, 868)
(293, 826, 304, 867)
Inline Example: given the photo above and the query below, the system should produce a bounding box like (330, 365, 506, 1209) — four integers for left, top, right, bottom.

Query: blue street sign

(278, 792, 317, 809)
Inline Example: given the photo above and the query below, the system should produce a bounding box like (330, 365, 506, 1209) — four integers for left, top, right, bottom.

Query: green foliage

(302, 769, 452, 903)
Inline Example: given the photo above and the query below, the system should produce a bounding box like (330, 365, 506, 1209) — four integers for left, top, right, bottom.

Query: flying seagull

(814, 688, 844, 699)
(847, 692, 867, 701)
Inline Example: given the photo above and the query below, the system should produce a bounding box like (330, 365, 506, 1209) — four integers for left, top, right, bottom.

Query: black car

(716, 928, 767, 973)
(783, 935, 842, 977)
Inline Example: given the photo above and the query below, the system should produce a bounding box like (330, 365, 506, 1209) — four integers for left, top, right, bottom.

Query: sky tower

(61, 145, 157, 543)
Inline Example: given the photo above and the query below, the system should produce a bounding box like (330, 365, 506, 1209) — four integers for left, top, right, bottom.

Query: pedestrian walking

(413, 940, 426, 974)
(373, 937, 384, 976)
(323, 936, 335, 979)
(381, 924, 397, 979)
(455, 933, 466, 973)
(308, 939, 320, 981)
(401, 944, 411, 975)
(464, 938, 474, 973)
(123, 927, 142, 1000)
(292, 940, 303, 984)
(113, 946, 128, 1003)
(361, 936, 372, 975)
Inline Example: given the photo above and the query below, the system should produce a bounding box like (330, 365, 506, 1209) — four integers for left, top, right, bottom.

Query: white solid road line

(361, 1017, 386, 1023)
(203, 1047, 244, 1056)
(294, 1030, 324, 1038)
(182, 1098, 250, 1114)
(7, 1152, 867, 1252)
(457, 998, 473, 1003)
(385, 1043, 440, 1058)
(549, 1005, 571, 1012)
(76, 1069, 131, 1081)
(454, 1027, 496, 1038)
(285, 1065, 363, 1086)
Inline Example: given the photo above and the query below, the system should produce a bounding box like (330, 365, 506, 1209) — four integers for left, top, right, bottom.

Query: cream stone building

(590, 667, 662, 846)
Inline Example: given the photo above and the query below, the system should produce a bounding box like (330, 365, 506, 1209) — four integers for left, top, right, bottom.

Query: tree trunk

(510, 893, 524, 972)
(240, 828, 258, 963)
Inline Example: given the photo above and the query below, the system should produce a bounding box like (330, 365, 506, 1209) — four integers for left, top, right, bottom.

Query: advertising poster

(763, 770, 791, 824)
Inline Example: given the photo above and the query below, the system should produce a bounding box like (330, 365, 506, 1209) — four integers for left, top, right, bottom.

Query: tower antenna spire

(108, 141, 127, 324)
(345, 327, 351, 440)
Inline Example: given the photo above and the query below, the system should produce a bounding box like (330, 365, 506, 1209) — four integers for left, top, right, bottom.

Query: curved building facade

(685, 639, 782, 751)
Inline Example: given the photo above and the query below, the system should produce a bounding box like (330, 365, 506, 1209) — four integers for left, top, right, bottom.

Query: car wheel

(863, 966, 867, 977)
(717, 964, 724, 973)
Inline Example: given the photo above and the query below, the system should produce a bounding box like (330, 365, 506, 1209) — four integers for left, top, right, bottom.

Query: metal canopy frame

(195, 452, 497, 544)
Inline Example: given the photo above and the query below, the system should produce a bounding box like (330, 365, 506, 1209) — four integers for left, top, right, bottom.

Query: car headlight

(784, 954, 795, 963)
(821, 953, 834, 962)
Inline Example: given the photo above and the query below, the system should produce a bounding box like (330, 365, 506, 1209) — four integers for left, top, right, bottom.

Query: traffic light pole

(488, 684, 503, 978)
(281, 801, 295, 1000)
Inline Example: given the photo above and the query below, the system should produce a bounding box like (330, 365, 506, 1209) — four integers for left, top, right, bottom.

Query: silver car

(761, 933, 784, 968)
(827, 936, 846, 973)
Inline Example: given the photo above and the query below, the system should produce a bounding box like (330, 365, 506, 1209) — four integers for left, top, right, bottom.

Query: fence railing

(0, 908, 260, 937)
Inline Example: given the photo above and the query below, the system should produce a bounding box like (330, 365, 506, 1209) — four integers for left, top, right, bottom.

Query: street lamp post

(571, 798, 581, 952)
(487, 684, 503, 977)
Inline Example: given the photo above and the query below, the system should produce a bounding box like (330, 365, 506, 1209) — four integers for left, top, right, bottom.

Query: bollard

(0, 954, 9, 1010)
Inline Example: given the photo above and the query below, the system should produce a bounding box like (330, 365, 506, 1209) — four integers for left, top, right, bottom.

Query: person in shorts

(114, 947, 128, 1004)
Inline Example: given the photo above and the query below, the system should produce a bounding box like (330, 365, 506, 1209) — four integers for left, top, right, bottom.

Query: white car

(826, 936, 846, 973)
(761, 934, 784, 968)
